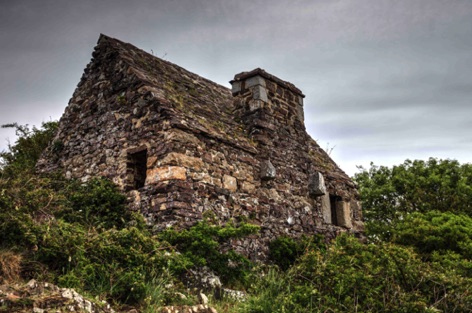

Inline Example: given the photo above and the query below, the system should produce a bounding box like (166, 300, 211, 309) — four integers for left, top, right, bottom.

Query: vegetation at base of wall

(0, 122, 258, 308)
(0, 171, 259, 306)
(2, 123, 472, 312)
(242, 235, 472, 313)
(268, 234, 325, 271)
(159, 220, 259, 288)
(59, 178, 134, 230)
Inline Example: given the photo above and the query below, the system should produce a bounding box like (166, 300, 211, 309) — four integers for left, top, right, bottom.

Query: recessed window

(127, 149, 147, 190)
(329, 195, 342, 226)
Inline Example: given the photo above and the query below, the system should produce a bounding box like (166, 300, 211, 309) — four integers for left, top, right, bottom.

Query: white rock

(61, 289, 74, 299)
(198, 292, 208, 305)
(84, 299, 93, 312)
(26, 279, 38, 289)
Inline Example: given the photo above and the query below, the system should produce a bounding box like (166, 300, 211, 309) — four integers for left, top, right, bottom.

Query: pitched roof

(95, 34, 256, 153)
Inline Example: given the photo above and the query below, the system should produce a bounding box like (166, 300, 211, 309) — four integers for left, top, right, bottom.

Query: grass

(0, 250, 22, 283)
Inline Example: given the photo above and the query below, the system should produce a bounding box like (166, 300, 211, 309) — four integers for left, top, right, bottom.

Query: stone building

(37, 34, 364, 259)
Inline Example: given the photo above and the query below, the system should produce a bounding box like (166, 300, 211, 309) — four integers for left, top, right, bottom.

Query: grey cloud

(1, 0, 472, 176)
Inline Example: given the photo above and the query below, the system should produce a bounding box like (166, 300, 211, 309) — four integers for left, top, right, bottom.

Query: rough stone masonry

(37, 34, 364, 259)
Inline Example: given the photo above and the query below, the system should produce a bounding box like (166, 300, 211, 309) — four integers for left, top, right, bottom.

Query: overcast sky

(1, 0, 471, 176)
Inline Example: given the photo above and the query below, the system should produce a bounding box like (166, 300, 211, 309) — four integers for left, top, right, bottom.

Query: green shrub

(0, 169, 261, 305)
(58, 178, 134, 230)
(63, 228, 162, 303)
(391, 211, 472, 258)
(159, 220, 259, 287)
(242, 234, 472, 313)
(240, 267, 288, 313)
(34, 220, 86, 272)
(0, 211, 40, 248)
(269, 236, 303, 271)
(386, 210, 472, 280)
(268, 235, 325, 271)
(0, 174, 133, 248)
(0, 174, 68, 249)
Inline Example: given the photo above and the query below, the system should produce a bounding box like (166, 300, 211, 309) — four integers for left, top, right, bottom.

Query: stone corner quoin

(36, 34, 364, 260)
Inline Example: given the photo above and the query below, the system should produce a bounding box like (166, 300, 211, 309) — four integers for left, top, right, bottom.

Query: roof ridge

(95, 34, 231, 94)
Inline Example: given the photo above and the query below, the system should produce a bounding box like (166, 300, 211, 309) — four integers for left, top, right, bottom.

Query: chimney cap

(230, 68, 305, 98)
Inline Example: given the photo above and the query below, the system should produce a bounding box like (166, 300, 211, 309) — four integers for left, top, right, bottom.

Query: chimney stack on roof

(230, 68, 305, 128)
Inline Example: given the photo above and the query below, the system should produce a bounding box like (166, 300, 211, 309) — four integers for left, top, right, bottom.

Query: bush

(58, 226, 172, 304)
(268, 235, 325, 271)
(241, 234, 472, 313)
(159, 220, 259, 287)
(268, 236, 303, 271)
(34, 220, 86, 272)
(0, 173, 134, 247)
(0, 174, 68, 249)
(0, 170, 168, 305)
(391, 211, 472, 259)
(386, 210, 472, 279)
(58, 178, 134, 230)
(0, 172, 260, 305)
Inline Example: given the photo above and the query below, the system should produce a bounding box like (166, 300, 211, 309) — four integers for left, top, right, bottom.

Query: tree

(354, 158, 472, 237)
(0, 122, 58, 176)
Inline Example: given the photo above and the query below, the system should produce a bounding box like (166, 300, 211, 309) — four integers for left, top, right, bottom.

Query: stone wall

(37, 35, 363, 260)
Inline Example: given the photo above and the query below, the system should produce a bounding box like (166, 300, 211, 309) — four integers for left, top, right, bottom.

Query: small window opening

(329, 195, 342, 226)
(127, 149, 147, 189)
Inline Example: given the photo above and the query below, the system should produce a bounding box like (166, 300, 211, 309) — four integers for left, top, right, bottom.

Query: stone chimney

(230, 68, 305, 132)
(230, 68, 307, 171)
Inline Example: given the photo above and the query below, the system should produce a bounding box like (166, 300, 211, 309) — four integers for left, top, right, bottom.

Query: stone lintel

(146, 166, 187, 184)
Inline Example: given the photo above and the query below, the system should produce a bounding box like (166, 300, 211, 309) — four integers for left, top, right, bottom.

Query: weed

(0, 250, 22, 283)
